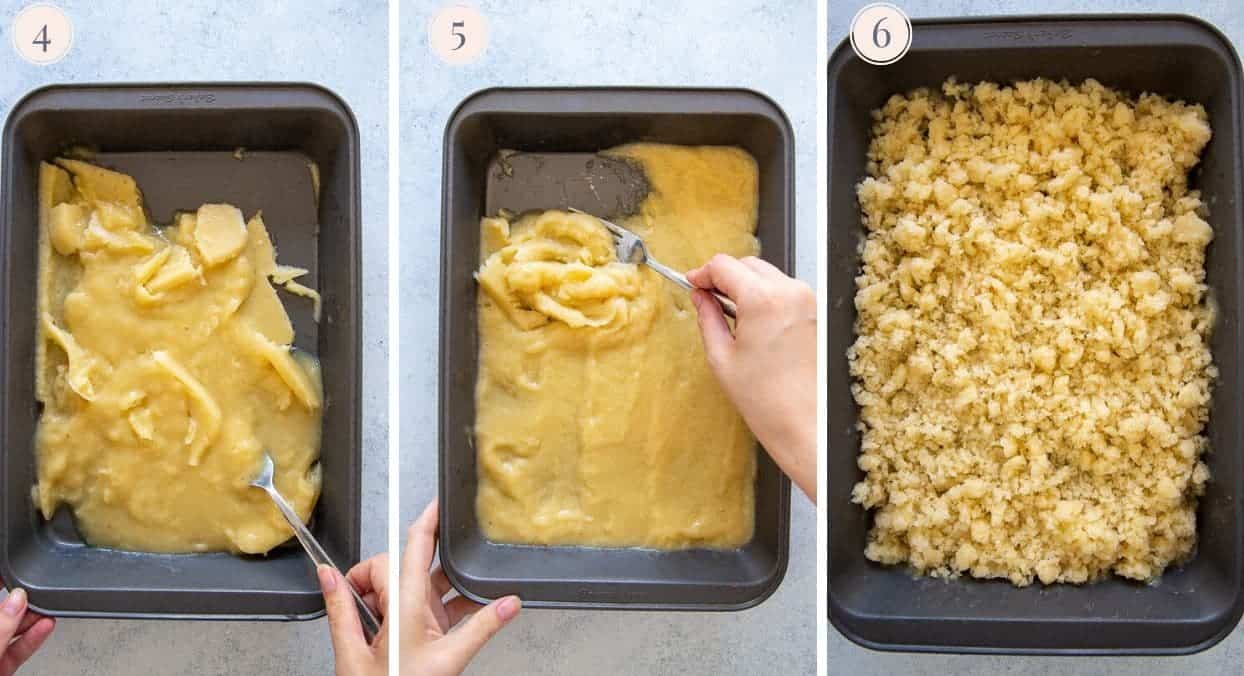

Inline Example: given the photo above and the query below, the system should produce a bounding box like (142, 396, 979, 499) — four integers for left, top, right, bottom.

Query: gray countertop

(828, 1, 1244, 674)
(400, 0, 817, 674)
(0, 1, 389, 674)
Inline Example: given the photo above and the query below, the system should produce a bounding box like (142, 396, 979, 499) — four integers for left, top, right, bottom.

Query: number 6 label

(12, 3, 73, 65)
(850, 3, 911, 66)
(429, 5, 489, 65)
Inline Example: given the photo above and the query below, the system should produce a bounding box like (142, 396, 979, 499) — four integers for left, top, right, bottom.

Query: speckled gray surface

(827, 1, 1244, 674)
(400, 1, 816, 675)
(0, 1, 388, 674)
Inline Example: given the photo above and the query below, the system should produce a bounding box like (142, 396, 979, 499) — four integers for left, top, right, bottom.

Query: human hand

(687, 254, 817, 502)
(0, 588, 55, 675)
(321, 554, 389, 676)
(405, 500, 520, 676)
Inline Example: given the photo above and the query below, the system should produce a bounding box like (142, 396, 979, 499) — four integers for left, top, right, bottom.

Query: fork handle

(645, 258, 738, 319)
(263, 486, 382, 642)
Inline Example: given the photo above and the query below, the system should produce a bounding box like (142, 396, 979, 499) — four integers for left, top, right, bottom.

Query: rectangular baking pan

(827, 15, 1244, 654)
(440, 88, 794, 610)
(0, 83, 361, 620)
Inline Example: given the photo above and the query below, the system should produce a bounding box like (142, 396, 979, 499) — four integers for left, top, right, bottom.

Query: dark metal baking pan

(439, 87, 794, 610)
(0, 83, 362, 620)
(827, 15, 1244, 654)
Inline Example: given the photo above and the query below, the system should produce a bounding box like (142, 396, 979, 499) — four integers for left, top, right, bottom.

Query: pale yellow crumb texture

(849, 78, 1216, 586)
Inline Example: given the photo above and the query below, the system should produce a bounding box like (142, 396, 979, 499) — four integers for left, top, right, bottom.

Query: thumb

(691, 290, 734, 368)
(444, 595, 521, 667)
(319, 565, 368, 667)
(0, 588, 28, 646)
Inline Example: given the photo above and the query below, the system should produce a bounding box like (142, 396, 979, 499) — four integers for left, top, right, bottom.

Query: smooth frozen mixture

(474, 143, 759, 549)
(849, 78, 1216, 585)
(35, 158, 323, 554)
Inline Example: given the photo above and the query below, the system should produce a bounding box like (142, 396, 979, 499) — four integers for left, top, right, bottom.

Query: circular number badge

(850, 3, 911, 66)
(428, 5, 489, 65)
(12, 3, 73, 65)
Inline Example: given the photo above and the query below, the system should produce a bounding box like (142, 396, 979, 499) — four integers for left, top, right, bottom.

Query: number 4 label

(429, 5, 489, 65)
(12, 3, 73, 65)
(850, 3, 911, 66)
(32, 24, 51, 52)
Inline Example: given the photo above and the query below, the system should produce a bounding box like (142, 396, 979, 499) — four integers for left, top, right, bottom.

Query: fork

(250, 452, 381, 642)
(569, 208, 738, 318)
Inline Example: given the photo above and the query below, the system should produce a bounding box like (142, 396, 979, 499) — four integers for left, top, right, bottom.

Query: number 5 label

(429, 5, 489, 65)
(850, 3, 911, 66)
(12, 3, 73, 65)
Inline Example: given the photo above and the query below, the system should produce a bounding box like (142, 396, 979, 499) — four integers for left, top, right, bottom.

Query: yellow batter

(34, 158, 322, 554)
(474, 143, 759, 549)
